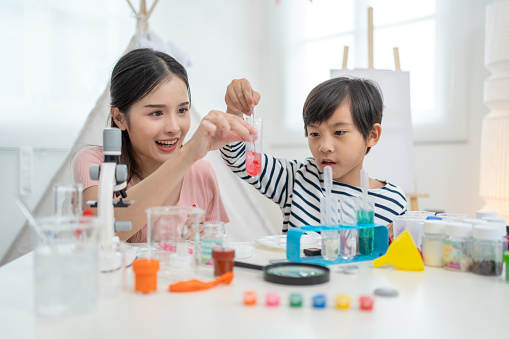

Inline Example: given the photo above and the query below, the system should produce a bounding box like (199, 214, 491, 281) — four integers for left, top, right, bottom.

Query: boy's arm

(220, 142, 300, 210)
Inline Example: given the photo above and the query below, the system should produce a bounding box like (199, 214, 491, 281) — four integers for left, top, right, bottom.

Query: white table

(0, 242, 507, 339)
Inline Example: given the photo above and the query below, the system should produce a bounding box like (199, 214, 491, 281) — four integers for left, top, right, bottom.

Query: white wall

(0, 0, 274, 261)
(0, 0, 494, 261)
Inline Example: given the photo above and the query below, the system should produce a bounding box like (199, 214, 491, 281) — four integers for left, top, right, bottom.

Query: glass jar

(422, 220, 446, 267)
(483, 217, 508, 252)
(201, 221, 225, 265)
(472, 225, 503, 276)
(443, 222, 472, 272)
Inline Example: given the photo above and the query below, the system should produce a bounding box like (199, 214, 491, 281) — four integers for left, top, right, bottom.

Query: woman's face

(117, 77, 190, 176)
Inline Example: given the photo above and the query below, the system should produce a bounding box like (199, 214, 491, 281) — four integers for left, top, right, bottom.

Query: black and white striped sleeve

(220, 142, 301, 209)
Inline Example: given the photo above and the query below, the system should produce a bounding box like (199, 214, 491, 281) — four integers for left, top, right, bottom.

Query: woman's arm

(82, 110, 256, 241)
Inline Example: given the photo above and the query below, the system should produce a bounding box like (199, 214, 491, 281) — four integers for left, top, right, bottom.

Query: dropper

(323, 166, 334, 226)
(321, 166, 339, 261)
(360, 168, 369, 209)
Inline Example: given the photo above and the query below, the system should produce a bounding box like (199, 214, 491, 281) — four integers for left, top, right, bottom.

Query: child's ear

(366, 123, 382, 147)
(111, 107, 127, 131)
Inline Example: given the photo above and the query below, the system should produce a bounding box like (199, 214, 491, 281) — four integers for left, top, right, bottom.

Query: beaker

(146, 206, 204, 281)
(339, 196, 357, 260)
(34, 216, 101, 317)
(245, 116, 262, 177)
(53, 183, 83, 217)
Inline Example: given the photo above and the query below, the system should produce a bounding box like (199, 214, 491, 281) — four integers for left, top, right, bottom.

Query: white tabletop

(0, 242, 507, 339)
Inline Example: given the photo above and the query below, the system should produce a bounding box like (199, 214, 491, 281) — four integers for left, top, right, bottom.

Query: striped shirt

(221, 142, 407, 232)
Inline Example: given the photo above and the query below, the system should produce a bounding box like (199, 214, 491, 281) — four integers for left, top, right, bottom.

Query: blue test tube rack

(286, 224, 389, 266)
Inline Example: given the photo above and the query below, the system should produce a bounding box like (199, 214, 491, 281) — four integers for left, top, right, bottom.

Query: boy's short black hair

(303, 77, 383, 154)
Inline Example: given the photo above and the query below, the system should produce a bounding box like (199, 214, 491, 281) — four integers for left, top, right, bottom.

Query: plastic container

(504, 252, 509, 282)
(443, 222, 472, 272)
(422, 220, 446, 267)
(483, 217, 508, 252)
(132, 259, 159, 293)
(211, 248, 235, 276)
(437, 213, 467, 222)
(471, 225, 504, 276)
(201, 221, 224, 265)
(476, 210, 497, 220)
(34, 216, 100, 317)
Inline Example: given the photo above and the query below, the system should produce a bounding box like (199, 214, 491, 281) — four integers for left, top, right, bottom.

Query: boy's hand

(225, 78, 261, 115)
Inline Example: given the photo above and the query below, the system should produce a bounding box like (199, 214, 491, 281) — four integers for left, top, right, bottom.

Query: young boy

(220, 77, 407, 236)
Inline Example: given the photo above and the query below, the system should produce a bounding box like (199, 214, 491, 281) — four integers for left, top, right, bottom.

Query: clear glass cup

(146, 206, 204, 282)
(53, 183, 83, 217)
(34, 216, 100, 317)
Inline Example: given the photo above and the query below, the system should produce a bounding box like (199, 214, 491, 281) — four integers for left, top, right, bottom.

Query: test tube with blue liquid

(358, 168, 375, 255)
(321, 166, 339, 261)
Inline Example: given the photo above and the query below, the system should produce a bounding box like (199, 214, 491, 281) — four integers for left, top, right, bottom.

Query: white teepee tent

(1, 0, 274, 265)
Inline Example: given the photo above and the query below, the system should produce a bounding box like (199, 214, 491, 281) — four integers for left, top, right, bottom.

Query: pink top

(73, 146, 229, 243)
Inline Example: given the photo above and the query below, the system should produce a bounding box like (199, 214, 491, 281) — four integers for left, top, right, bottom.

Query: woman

(73, 48, 256, 242)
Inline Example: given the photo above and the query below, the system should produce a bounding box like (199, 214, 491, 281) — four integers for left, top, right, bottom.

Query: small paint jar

(211, 248, 235, 276)
(422, 220, 446, 267)
(359, 296, 374, 311)
(243, 291, 257, 306)
(471, 225, 503, 276)
(443, 222, 472, 272)
(132, 258, 160, 294)
(266, 292, 280, 307)
(335, 295, 350, 309)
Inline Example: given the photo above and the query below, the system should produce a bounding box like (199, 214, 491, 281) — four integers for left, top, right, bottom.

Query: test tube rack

(286, 224, 389, 266)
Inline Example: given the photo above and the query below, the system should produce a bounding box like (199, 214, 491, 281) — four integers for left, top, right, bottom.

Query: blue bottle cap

(312, 294, 326, 308)
(426, 216, 442, 220)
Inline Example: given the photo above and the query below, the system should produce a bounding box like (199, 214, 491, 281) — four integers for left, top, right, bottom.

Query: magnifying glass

(234, 261, 330, 285)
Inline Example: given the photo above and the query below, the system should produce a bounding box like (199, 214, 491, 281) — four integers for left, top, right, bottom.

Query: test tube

(321, 166, 339, 261)
(339, 196, 357, 260)
(358, 169, 375, 256)
(245, 114, 262, 177)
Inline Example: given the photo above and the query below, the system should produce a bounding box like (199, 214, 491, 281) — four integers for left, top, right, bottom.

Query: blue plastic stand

(286, 224, 389, 266)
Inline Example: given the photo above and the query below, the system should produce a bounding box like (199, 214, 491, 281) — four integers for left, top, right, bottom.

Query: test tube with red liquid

(245, 115, 262, 177)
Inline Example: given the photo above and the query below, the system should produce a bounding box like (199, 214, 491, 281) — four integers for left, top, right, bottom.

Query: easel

(341, 7, 429, 211)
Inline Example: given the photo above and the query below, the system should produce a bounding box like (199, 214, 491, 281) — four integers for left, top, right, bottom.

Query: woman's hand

(183, 110, 257, 162)
(225, 78, 261, 115)
(181, 215, 205, 241)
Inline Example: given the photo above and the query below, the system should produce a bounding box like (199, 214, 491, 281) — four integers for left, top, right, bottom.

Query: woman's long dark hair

(109, 48, 191, 183)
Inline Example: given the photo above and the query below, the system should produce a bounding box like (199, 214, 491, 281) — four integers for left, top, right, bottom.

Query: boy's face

(306, 101, 380, 186)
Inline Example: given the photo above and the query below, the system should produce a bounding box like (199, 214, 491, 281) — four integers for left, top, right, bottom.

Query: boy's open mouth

(321, 159, 336, 166)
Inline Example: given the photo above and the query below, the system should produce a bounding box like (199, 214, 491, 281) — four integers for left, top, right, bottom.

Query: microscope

(88, 128, 134, 268)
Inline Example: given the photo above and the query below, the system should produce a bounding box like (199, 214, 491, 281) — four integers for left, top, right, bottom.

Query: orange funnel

(373, 230, 424, 271)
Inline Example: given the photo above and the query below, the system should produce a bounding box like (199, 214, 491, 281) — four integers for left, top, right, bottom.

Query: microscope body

(89, 128, 133, 251)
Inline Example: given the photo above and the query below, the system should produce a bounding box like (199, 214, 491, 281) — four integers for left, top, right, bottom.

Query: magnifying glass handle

(234, 261, 264, 270)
